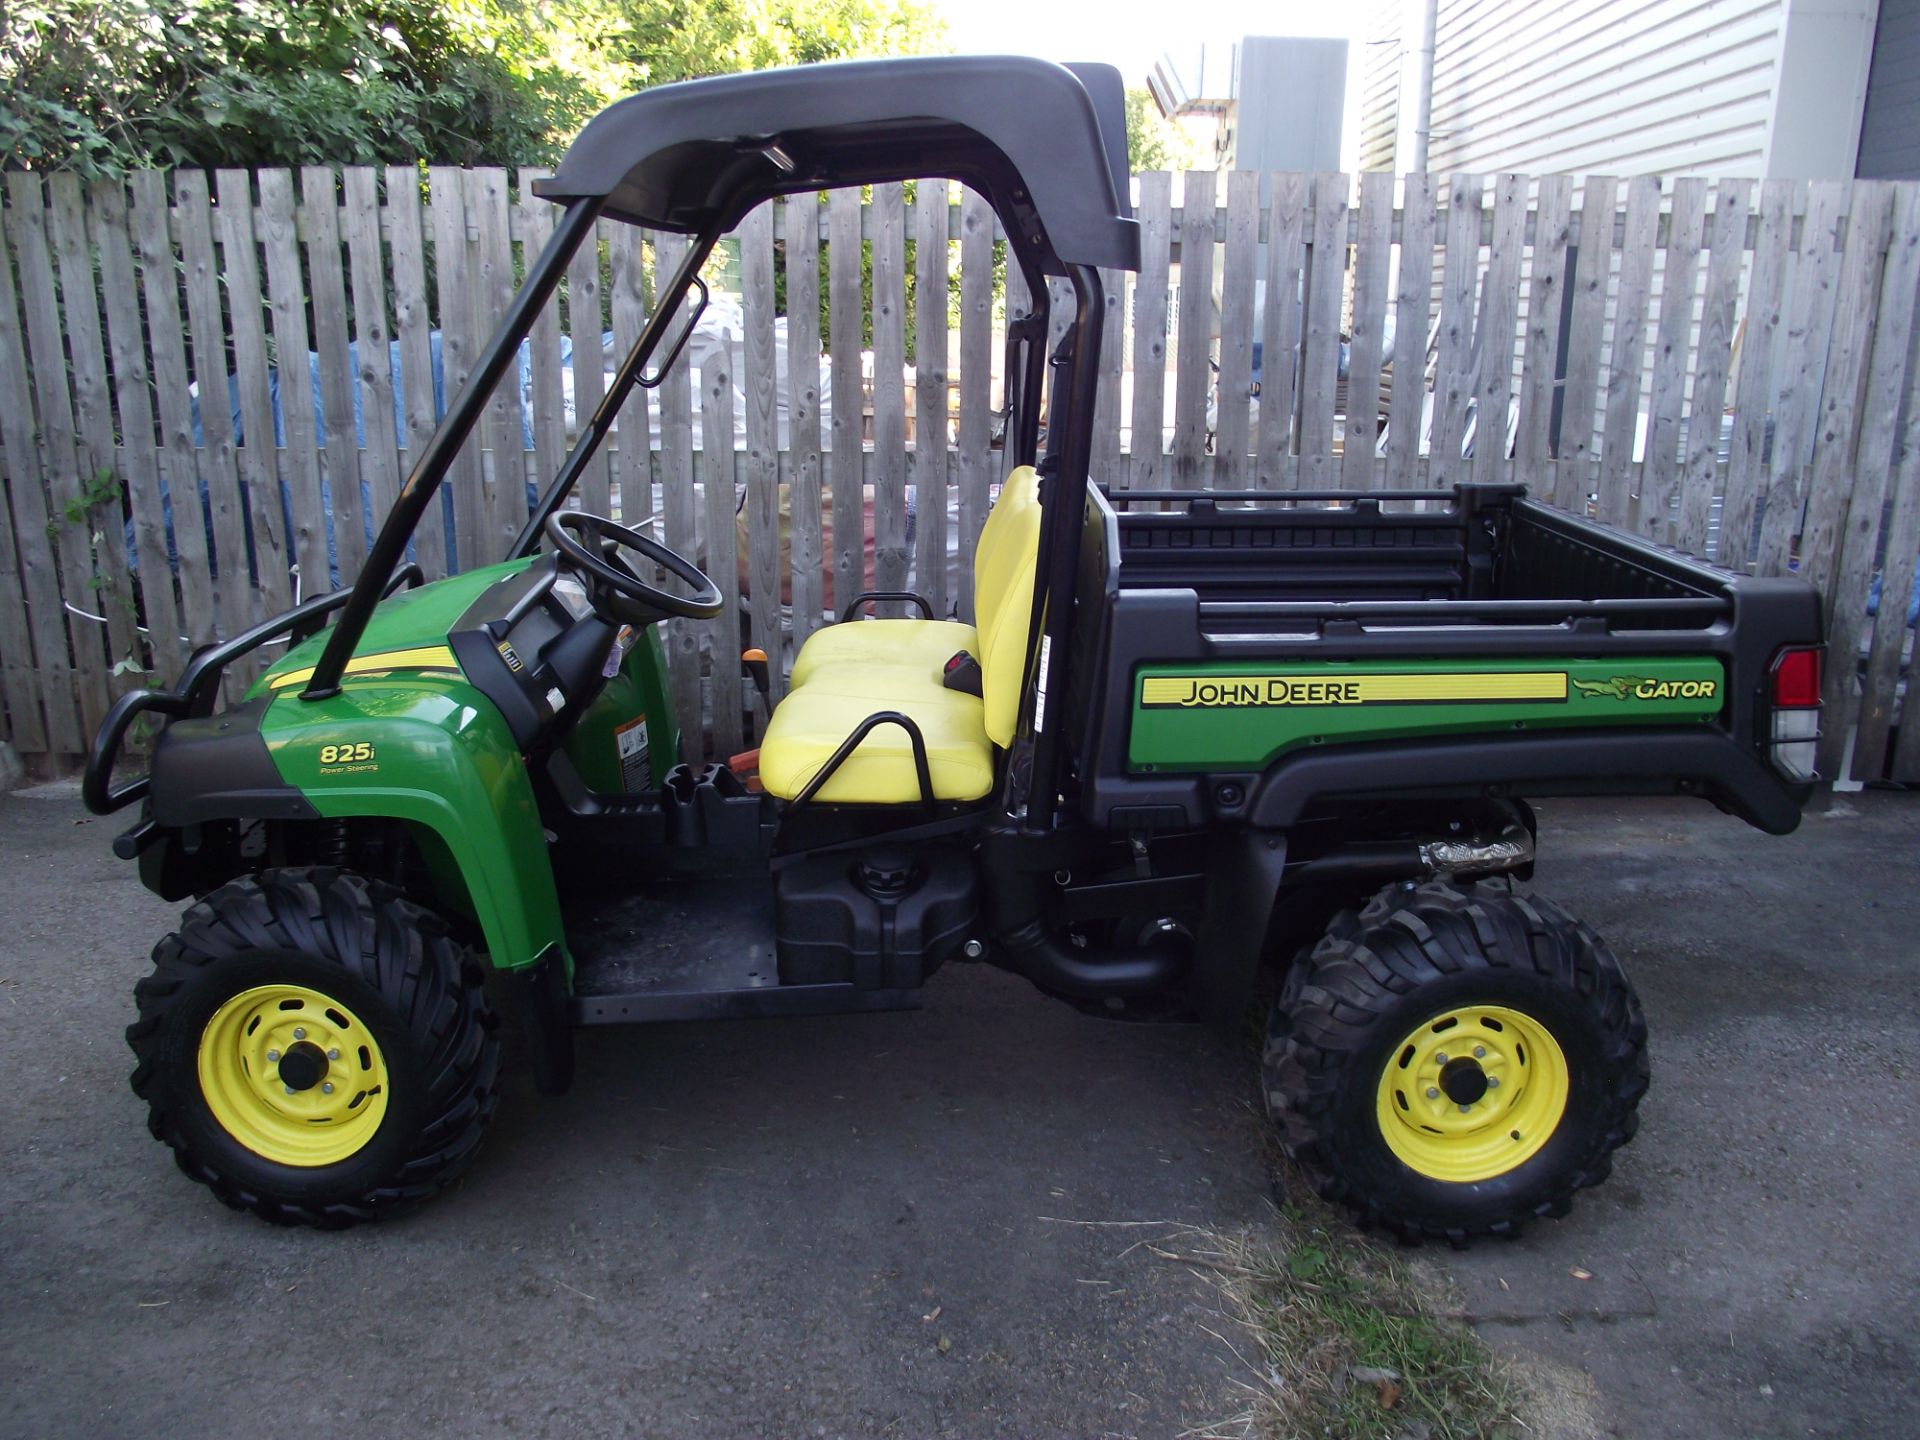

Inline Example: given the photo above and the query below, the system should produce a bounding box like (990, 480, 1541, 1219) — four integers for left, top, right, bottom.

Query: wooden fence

(2, 166, 1918, 784)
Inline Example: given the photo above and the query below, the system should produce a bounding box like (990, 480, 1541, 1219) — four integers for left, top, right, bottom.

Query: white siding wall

(1425, 0, 1787, 178)
(1361, 0, 1405, 172)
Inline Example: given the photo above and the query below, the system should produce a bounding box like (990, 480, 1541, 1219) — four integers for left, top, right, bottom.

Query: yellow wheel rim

(1374, 1004, 1569, 1183)
(197, 984, 391, 1167)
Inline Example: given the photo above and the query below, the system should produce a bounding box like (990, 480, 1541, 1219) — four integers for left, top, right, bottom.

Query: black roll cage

(299, 58, 1137, 835)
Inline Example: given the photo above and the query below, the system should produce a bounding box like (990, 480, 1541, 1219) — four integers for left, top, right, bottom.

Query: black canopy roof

(534, 56, 1140, 275)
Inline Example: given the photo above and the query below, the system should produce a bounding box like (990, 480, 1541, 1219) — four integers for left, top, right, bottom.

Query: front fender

(260, 678, 564, 970)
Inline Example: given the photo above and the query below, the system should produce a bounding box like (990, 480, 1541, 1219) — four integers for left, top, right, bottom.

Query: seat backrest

(971, 465, 1042, 748)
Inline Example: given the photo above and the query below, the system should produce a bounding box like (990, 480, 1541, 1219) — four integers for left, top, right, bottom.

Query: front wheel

(127, 868, 499, 1227)
(1263, 881, 1648, 1243)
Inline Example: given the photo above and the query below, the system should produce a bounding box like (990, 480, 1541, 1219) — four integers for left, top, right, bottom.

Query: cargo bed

(1070, 484, 1824, 835)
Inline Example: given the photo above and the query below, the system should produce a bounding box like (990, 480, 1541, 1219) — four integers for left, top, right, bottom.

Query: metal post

(1021, 264, 1104, 831)
(301, 197, 603, 701)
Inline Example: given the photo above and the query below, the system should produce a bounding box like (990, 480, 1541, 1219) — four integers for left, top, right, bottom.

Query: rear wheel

(127, 867, 499, 1227)
(1263, 881, 1648, 1243)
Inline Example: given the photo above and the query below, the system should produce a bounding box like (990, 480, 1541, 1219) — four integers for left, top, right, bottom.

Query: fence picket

(469, 168, 520, 554)
(1597, 176, 1663, 527)
(301, 167, 369, 583)
(653, 234, 703, 757)
(606, 223, 653, 536)
(1129, 173, 1173, 491)
(130, 170, 218, 675)
(1214, 171, 1260, 489)
(827, 189, 864, 617)
(739, 204, 783, 695)
(1171, 170, 1216, 488)
(428, 168, 487, 572)
(341, 168, 405, 563)
(1383, 172, 1432, 490)
(517, 173, 569, 525)
(699, 357, 744, 758)
(1551, 176, 1618, 510)
(1675, 179, 1751, 555)
(1756, 180, 1849, 577)
(1635, 176, 1706, 540)
(256, 170, 329, 599)
(1343, 171, 1393, 489)
(957, 188, 994, 616)
(1517, 174, 1572, 481)
(1471, 173, 1527, 486)
(1299, 172, 1349, 489)
(1719, 179, 1796, 566)
(913, 181, 950, 615)
(784, 193, 826, 645)
(870, 183, 909, 612)
(1431, 174, 1483, 487)
(566, 207, 612, 517)
(386, 165, 448, 580)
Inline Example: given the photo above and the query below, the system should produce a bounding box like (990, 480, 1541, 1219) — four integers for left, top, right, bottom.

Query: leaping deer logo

(1571, 676, 1651, 700)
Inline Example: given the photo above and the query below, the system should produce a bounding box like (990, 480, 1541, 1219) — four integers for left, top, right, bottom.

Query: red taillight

(1767, 646, 1823, 783)
(1771, 647, 1822, 709)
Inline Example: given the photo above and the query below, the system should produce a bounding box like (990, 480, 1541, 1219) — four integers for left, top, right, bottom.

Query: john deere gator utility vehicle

(87, 58, 1826, 1240)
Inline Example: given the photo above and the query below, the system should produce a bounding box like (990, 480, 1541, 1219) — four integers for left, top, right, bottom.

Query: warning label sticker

(615, 714, 650, 791)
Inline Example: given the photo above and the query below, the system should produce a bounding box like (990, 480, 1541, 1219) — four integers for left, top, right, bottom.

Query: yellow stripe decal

(1139, 672, 1570, 708)
(267, 645, 460, 691)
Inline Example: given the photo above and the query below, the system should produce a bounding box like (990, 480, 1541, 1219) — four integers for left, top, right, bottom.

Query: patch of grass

(1162, 1195, 1517, 1440)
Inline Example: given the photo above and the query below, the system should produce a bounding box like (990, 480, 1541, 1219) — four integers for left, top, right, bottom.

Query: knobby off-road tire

(1263, 880, 1649, 1244)
(127, 867, 499, 1227)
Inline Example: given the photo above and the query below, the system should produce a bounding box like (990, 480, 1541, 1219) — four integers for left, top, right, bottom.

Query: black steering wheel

(544, 510, 724, 625)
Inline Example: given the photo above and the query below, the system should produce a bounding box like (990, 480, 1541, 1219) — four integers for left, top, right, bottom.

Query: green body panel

(247, 558, 535, 696)
(1128, 656, 1728, 772)
(563, 625, 680, 791)
(244, 561, 565, 972)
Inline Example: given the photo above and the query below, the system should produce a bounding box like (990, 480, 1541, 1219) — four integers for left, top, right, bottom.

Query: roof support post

(301, 196, 604, 700)
(1020, 264, 1105, 830)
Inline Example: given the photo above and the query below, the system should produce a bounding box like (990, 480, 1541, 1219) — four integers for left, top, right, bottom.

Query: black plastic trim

(147, 697, 320, 827)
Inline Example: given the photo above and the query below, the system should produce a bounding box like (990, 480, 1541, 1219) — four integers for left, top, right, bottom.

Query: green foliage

(1124, 85, 1203, 173)
(2, 0, 946, 175)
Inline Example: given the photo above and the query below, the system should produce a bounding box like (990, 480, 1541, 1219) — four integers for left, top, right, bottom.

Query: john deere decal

(1140, 672, 1571, 709)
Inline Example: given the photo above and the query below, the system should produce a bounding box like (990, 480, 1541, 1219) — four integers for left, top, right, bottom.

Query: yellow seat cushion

(756, 665, 994, 803)
(788, 618, 976, 690)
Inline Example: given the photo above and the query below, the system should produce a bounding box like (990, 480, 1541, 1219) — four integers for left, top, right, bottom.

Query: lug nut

(1474, 1046, 1486, 1058)
(322, 1083, 334, 1095)
(266, 1049, 281, 1062)
(1488, 1077, 1500, 1089)
(1426, 1087, 1440, 1099)
(284, 1085, 296, 1096)
(1435, 1052, 1449, 1064)
(327, 1048, 340, 1061)
(1458, 1103, 1472, 1113)
(292, 1027, 306, 1040)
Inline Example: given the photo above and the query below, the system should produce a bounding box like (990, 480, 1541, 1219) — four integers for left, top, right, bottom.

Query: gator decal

(1129, 656, 1727, 772)
(1572, 675, 1719, 701)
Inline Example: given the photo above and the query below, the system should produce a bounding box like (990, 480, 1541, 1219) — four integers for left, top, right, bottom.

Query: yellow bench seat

(757, 466, 1041, 806)
(787, 618, 977, 691)
(756, 663, 994, 803)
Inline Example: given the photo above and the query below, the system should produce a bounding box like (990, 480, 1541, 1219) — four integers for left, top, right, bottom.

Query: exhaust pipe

(979, 859, 1188, 999)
